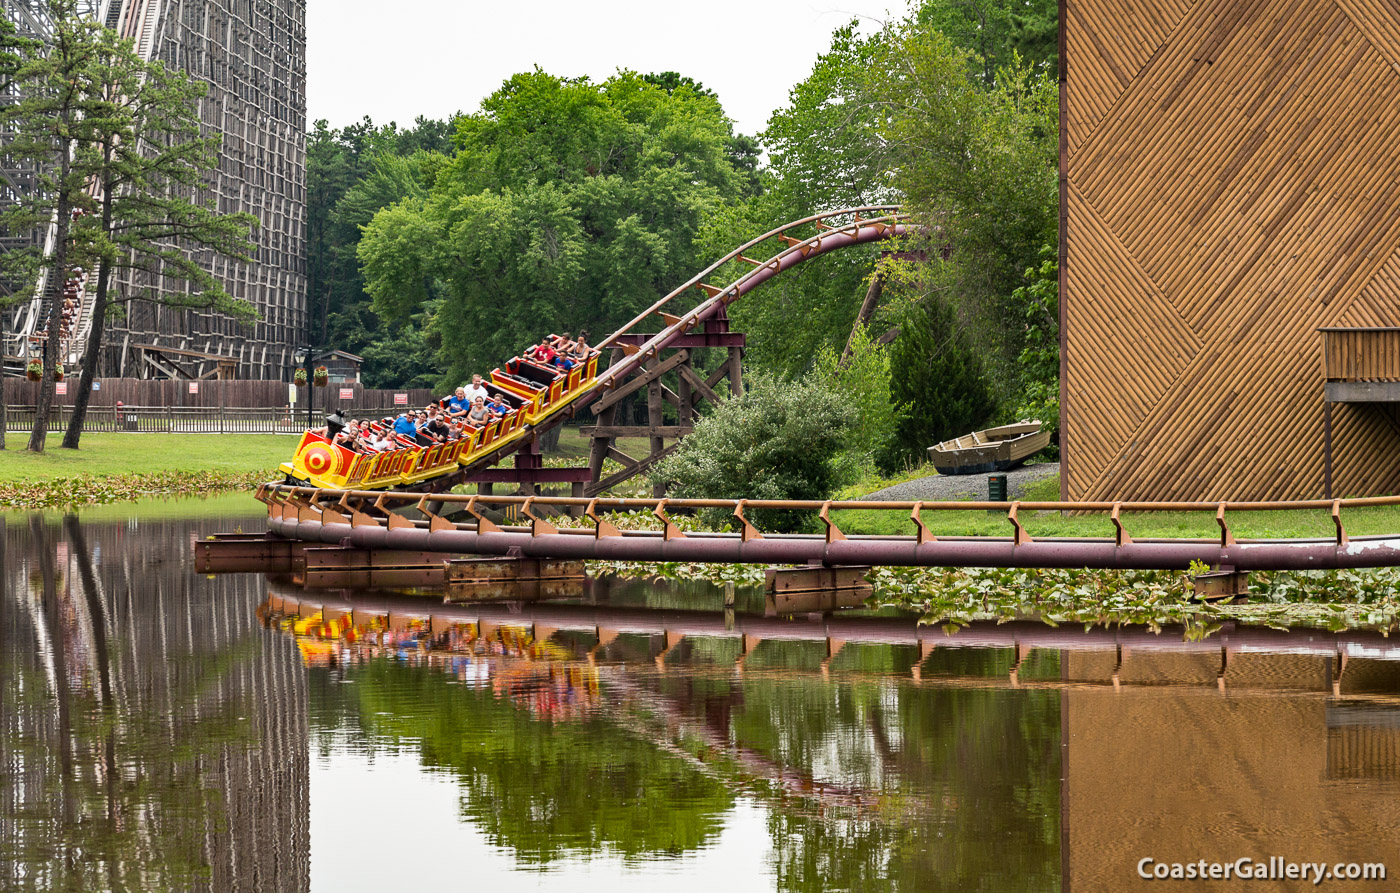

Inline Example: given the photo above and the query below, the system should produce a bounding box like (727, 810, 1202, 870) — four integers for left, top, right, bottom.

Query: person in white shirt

(463, 374, 490, 404)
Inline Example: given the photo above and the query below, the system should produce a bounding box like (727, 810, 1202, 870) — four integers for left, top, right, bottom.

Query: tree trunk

(28, 122, 74, 453)
(62, 158, 114, 450)
(60, 263, 104, 448)
(539, 423, 562, 453)
(840, 273, 885, 367)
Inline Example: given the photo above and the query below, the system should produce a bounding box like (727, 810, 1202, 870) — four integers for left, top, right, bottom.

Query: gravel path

(859, 462, 1060, 502)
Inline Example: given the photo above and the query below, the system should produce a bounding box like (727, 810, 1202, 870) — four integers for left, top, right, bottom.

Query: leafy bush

(1012, 245, 1059, 443)
(651, 374, 855, 532)
(882, 297, 996, 470)
(813, 323, 903, 478)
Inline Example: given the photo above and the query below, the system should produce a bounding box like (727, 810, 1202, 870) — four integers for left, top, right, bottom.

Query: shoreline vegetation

(5, 434, 1399, 634)
(0, 433, 286, 510)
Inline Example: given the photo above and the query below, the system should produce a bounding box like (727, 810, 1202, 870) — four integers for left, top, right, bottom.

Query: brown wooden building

(1062, 0, 1400, 501)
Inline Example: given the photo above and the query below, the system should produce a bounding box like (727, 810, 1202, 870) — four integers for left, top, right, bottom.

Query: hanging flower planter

(293, 368, 307, 386)
(25, 361, 42, 381)
(53, 364, 64, 382)
(313, 365, 329, 387)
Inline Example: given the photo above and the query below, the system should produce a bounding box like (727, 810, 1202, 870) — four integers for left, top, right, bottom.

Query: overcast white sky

(306, 0, 907, 139)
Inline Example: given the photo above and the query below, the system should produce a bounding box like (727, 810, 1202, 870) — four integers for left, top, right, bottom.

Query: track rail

(257, 485, 1400, 571)
(430, 206, 909, 487)
(263, 590, 1400, 663)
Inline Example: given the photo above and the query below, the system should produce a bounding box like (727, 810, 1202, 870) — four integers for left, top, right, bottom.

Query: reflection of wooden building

(1062, 0, 1400, 500)
(1063, 650, 1400, 891)
(0, 517, 311, 892)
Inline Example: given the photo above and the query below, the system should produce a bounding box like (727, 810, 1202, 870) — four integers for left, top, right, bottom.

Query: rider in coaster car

(467, 396, 492, 425)
(464, 374, 490, 404)
(530, 342, 559, 365)
(446, 387, 471, 419)
(392, 412, 418, 439)
(426, 409, 451, 442)
(487, 394, 513, 417)
(365, 427, 394, 452)
(414, 408, 443, 446)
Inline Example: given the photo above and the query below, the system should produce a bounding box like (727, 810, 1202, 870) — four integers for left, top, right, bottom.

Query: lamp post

(293, 345, 312, 430)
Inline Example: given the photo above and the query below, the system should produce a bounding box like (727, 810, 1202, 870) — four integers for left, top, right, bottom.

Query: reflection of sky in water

(311, 737, 773, 892)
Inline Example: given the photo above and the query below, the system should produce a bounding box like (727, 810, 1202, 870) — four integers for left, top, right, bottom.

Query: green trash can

(988, 474, 1008, 502)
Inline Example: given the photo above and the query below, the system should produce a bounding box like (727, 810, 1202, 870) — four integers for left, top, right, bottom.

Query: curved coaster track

(455, 205, 909, 491)
(278, 206, 909, 497)
(252, 203, 1400, 573)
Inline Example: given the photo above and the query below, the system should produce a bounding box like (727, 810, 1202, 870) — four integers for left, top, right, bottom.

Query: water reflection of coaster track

(260, 595, 887, 811)
(262, 589, 1400, 700)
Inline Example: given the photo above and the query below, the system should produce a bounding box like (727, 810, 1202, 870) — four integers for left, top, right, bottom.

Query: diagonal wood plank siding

(1064, 0, 1400, 500)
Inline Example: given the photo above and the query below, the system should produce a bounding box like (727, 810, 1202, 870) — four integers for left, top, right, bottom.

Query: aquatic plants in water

(0, 469, 273, 510)
(588, 550, 1400, 635)
(869, 565, 1400, 634)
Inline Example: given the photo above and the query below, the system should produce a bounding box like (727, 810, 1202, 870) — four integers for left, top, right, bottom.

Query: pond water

(4, 507, 1400, 892)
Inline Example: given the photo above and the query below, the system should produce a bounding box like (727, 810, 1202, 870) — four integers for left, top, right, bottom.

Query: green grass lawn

(549, 425, 654, 463)
(833, 472, 1400, 540)
(0, 433, 289, 481)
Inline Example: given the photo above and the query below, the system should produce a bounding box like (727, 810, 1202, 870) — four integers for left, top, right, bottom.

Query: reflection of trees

(333, 659, 735, 863)
(651, 646, 1063, 892)
(297, 606, 1061, 889)
(0, 514, 309, 893)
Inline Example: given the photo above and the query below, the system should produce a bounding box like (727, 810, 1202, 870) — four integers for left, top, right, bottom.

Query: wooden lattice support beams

(1063, 0, 1400, 501)
(92, 0, 308, 381)
(584, 319, 745, 497)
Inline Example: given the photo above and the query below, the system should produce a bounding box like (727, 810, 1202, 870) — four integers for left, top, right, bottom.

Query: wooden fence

(2, 379, 441, 433)
(1321, 328, 1400, 382)
(2, 378, 438, 410)
(3, 379, 448, 433)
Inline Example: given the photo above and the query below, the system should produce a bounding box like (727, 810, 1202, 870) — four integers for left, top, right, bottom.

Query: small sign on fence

(55, 382, 67, 395)
(339, 387, 353, 400)
(288, 383, 297, 406)
(91, 381, 100, 391)
(188, 382, 199, 394)
(394, 393, 408, 406)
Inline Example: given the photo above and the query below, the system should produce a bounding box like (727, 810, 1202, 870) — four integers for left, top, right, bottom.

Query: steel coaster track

(422, 206, 909, 489)
(255, 485, 1400, 572)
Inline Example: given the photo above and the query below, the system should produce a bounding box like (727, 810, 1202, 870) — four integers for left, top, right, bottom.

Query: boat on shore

(928, 422, 1051, 475)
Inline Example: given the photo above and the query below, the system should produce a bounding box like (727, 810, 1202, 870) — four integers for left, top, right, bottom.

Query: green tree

(61, 32, 256, 448)
(359, 69, 751, 389)
(306, 116, 455, 386)
(652, 374, 856, 532)
(711, 22, 903, 381)
(869, 21, 1059, 396)
(0, 14, 39, 451)
(813, 323, 903, 477)
(884, 297, 996, 469)
(916, 0, 1060, 85)
(0, 0, 109, 452)
(1012, 246, 1059, 438)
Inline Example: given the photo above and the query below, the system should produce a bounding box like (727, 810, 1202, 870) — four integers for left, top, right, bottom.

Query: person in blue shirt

(487, 394, 512, 417)
(446, 387, 471, 418)
(392, 413, 417, 438)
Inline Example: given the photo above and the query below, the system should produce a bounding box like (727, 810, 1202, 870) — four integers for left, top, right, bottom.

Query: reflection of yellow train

(278, 340, 600, 490)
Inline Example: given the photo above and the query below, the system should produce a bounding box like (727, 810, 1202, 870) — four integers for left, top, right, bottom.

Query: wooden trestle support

(585, 305, 744, 498)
